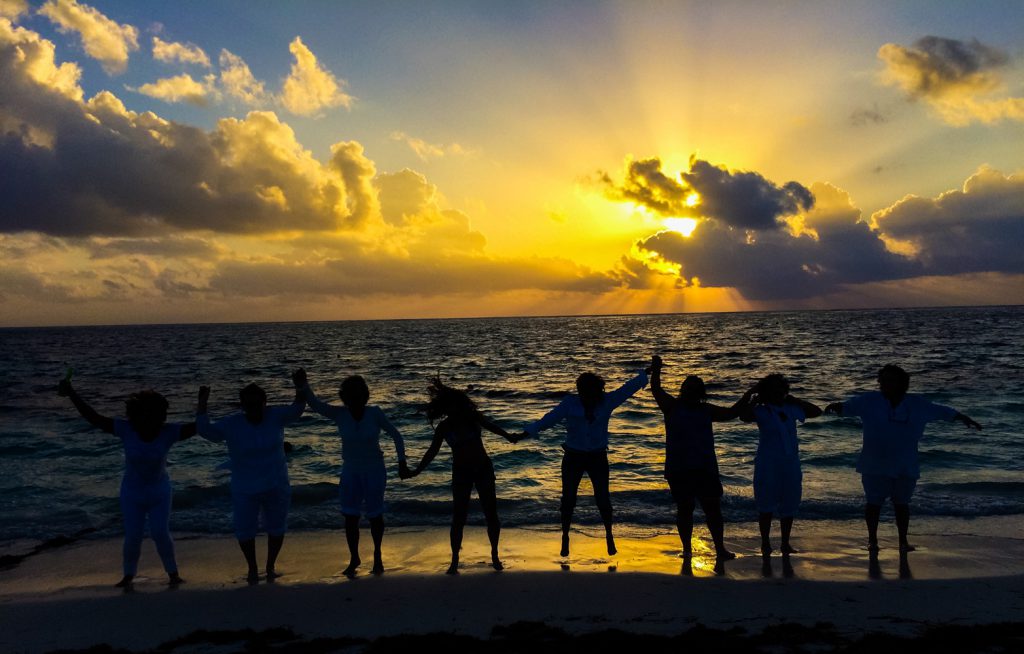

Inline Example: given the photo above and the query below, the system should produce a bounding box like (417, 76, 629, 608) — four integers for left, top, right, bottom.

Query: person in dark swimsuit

(650, 355, 751, 573)
(406, 377, 514, 574)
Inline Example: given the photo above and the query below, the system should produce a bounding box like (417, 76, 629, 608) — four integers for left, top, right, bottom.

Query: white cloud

(218, 48, 268, 105)
(152, 36, 210, 67)
(132, 73, 213, 105)
(390, 131, 475, 161)
(38, 0, 138, 75)
(0, 0, 28, 20)
(280, 36, 351, 116)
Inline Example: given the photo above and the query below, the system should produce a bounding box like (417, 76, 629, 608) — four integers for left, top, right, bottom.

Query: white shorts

(233, 485, 290, 540)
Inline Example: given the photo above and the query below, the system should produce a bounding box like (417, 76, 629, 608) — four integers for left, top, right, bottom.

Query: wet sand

(2, 522, 1024, 652)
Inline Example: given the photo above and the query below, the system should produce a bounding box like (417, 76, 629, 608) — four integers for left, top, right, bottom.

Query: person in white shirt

(196, 370, 305, 583)
(826, 364, 981, 554)
(739, 374, 822, 558)
(517, 367, 650, 558)
(59, 380, 196, 591)
(304, 373, 411, 577)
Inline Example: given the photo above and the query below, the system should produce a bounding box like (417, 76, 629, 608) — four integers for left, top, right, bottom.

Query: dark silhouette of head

(125, 390, 168, 435)
(878, 364, 910, 400)
(576, 372, 606, 422)
(239, 383, 267, 424)
(757, 374, 789, 405)
(678, 375, 708, 404)
(426, 376, 479, 427)
(339, 375, 370, 410)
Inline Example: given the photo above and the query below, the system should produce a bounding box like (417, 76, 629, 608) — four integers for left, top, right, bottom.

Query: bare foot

(560, 534, 570, 558)
(342, 556, 361, 578)
(606, 534, 617, 556)
(761, 543, 773, 557)
(167, 573, 184, 587)
(781, 543, 799, 554)
(372, 558, 384, 576)
(446, 560, 460, 575)
(717, 549, 737, 561)
(713, 558, 726, 576)
(246, 571, 259, 585)
(115, 575, 134, 592)
(491, 553, 504, 571)
(265, 568, 281, 582)
(899, 542, 916, 553)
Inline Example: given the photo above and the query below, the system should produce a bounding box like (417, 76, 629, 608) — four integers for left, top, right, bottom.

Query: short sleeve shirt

(753, 403, 806, 464)
(114, 419, 181, 490)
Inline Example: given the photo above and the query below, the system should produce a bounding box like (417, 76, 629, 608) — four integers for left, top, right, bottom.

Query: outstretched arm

(825, 402, 844, 416)
(303, 379, 341, 420)
(195, 386, 228, 442)
(709, 386, 756, 422)
(376, 408, 412, 479)
(954, 412, 982, 431)
(606, 368, 650, 410)
(649, 355, 674, 414)
(410, 430, 445, 477)
(58, 380, 114, 434)
(787, 395, 823, 419)
(278, 369, 308, 424)
(479, 414, 514, 442)
(738, 384, 760, 422)
(522, 399, 569, 439)
(179, 422, 198, 441)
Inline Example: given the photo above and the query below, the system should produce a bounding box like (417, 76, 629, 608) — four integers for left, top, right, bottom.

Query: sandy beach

(3, 520, 1024, 652)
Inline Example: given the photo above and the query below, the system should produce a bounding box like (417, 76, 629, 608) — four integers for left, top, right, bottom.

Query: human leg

(476, 466, 502, 570)
(449, 471, 472, 574)
(587, 451, 616, 555)
(119, 488, 145, 588)
(559, 451, 587, 556)
(147, 487, 181, 584)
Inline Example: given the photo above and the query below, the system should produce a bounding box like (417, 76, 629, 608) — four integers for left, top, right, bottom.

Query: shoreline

(2, 522, 1024, 652)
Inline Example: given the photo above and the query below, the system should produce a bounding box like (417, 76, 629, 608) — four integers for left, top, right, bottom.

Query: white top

(197, 404, 303, 493)
(525, 371, 648, 452)
(842, 391, 957, 479)
(752, 403, 806, 464)
(115, 418, 181, 491)
(305, 386, 406, 471)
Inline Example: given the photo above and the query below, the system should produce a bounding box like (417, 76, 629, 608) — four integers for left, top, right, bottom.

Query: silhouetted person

(407, 377, 513, 574)
(58, 378, 195, 590)
(739, 374, 822, 557)
(196, 370, 306, 583)
(518, 366, 650, 558)
(304, 372, 411, 577)
(826, 364, 981, 554)
(650, 355, 752, 573)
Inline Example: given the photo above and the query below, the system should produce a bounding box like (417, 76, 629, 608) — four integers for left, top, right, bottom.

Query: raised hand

(197, 385, 211, 413)
(58, 378, 72, 397)
(956, 413, 982, 430)
(292, 368, 307, 388)
(651, 355, 663, 371)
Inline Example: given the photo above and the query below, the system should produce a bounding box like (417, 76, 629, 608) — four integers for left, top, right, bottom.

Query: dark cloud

(87, 236, 223, 259)
(849, 105, 888, 126)
(879, 36, 1009, 99)
(0, 25, 372, 237)
(599, 156, 814, 230)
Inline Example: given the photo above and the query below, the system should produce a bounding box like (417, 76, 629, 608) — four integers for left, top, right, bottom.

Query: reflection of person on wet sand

(517, 366, 650, 559)
(406, 377, 514, 574)
(739, 374, 822, 558)
(59, 379, 196, 591)
(304, 372, 411, 578)
(827, 364, 981, 555)
(649, 355, 751, 573)
(196, 370, 306, 584)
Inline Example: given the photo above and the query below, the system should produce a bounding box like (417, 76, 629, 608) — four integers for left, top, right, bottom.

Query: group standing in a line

(58, 357, 981, 588)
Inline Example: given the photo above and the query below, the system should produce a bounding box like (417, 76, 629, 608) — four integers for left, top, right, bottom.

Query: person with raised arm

(406, 377, 513, 574)
(196, 370, 305, 584)
(739, 373, 822, 558)
(826, 364, 981, 554)
(650, 355, 752, 572)
(303, 373, 411, 577)
(58, 377, 196, 590)
(517, 365, 650, 558)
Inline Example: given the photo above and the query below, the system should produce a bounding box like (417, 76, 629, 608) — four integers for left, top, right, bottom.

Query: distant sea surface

(1, 307, 1022, 545)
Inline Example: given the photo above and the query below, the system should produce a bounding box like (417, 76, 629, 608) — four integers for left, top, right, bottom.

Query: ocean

(1, 306, 1022, 546)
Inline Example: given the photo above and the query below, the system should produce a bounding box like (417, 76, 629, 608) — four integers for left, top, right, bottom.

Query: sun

(663, 217, 699, 237)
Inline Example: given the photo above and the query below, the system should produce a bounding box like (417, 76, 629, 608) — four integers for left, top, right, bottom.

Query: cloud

(0, 23, 379, 236)
(152, 36, 210, 67)
(870, 166, 1024, 275)
(879, 36, 1024, 125)
(599, 156, 814, 230)
(390, 131, 475, 161)
(38, 0, 138, 74)
(280, 36, 351, 116)
(218, 49, 268, 105)
(132, 73, 212, 105)
(849, 104, 888, 126)
(624, 166, 1024, 301)
(87, 236, 224, 260)
(0, 0, 27, 19)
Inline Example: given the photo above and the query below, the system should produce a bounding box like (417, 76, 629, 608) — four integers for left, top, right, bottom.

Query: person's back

(213, 407, 290, 493)
(336, 405, 391, 466)
(117, 419, 180, 489)
(664, 402, 717, 474)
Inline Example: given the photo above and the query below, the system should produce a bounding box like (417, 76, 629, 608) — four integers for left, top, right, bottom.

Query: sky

(1, 0, 1022, 326)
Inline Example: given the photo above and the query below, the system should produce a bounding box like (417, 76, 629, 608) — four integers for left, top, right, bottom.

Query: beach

(3, 520, 1024, 652)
